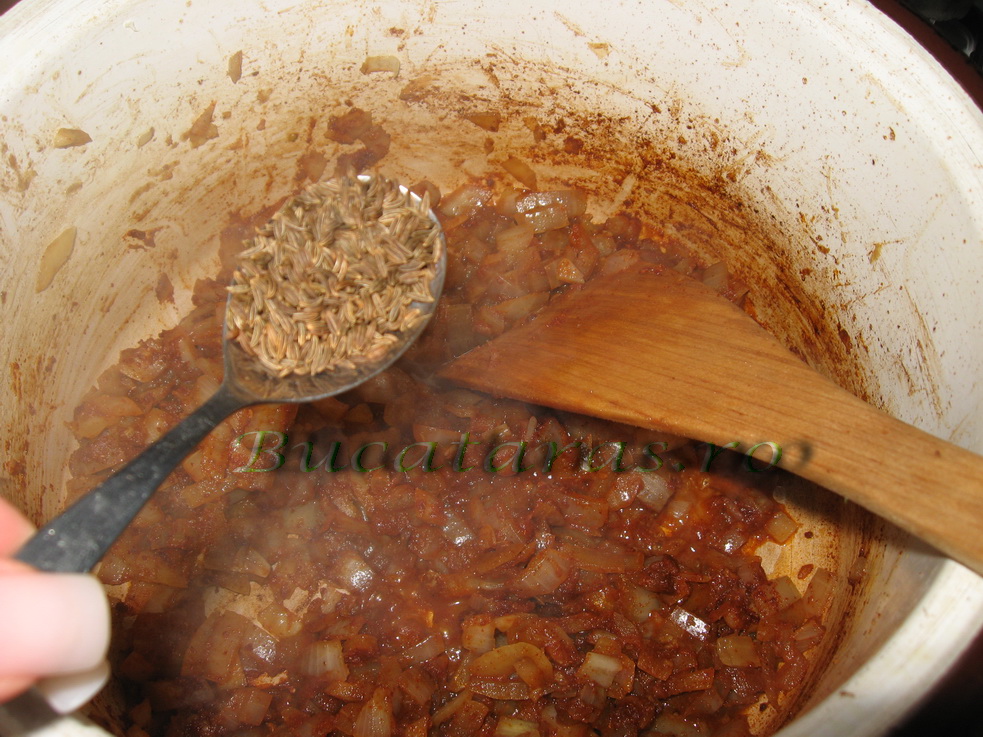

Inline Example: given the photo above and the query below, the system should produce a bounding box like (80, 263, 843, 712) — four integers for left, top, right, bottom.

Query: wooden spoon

(441, 263, 983, 577)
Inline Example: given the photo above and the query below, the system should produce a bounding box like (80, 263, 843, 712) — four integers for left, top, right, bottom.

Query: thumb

(0, 571, 110, 682)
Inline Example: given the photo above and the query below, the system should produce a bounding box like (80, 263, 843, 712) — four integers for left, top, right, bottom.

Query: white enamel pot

(2, 0, 983, 735)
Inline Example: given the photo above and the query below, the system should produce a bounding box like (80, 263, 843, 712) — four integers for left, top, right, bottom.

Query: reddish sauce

(68, 179, 833, 737)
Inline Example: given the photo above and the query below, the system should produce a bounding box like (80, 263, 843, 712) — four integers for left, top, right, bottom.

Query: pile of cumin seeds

(226, 173, 442, 377)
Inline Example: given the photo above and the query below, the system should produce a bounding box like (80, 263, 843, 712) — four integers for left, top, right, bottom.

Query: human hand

(0, 497, 111, 712)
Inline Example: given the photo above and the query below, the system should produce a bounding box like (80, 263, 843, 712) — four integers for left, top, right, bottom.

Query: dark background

(1, 0, 981, 734)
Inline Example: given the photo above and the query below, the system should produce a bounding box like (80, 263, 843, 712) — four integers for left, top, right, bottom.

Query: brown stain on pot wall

(124, 227, 163, 250)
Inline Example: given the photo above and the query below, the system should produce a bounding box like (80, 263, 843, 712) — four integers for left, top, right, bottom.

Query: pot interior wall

(2, 0, 983, 735)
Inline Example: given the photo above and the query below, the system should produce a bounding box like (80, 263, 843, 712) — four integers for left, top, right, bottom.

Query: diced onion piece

(401, 634, 445, 664)
(715, 634, 762, 667)
(335, 551, 375, 590)
(514, 548, 572, 595)
(471, 680, 531, 701)
(561, 542, 644, 573)
(670, 607, 710, 640)
(625, 585, 664, 623)
(766, 509, 798, 544)
(470, 642, 553, 682)
(36, 226, 77, 292)
(303, 640, 348, 680)
(772, 575, 802, 609)
(555, 257, 584, 284)
(577, 651, 622, 688)
(599, 248, 642, 276)
(353, 688, 394, 737)
(440, 183, 493, 217)
(794, 620, 825, 646)
(518, 203, 568, 234)
(803, 567, 835, 616)
(361, 55, 400, 75)
(442, 514, 475, 546)
(666, 668, 715, 695)
(651, 711, 709, 737)
(227, 51, 243, 83)
(431, 691, 472, 726)
(223, 687, 272, 727)
(666, 499, 692, 522)
(495, 717, 540, 737)
(502, 156, 538, 189)
(637, 473, 673, 512)
(701, 261, 728, 293)
(462, 617, 496, 654)
(258, 602, 302, 638)
(493, 292, 549, 322)
(495, 223, 535, 255)
(233, 547, 271, 579)
(53, 128, 92, 148)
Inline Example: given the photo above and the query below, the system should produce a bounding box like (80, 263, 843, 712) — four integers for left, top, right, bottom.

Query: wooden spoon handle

(443, 265, 983, 576)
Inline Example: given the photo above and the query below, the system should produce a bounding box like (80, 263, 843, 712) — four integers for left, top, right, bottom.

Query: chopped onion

(666, 668, 715, 695)
(233, 547, 271, 579)
(431, 691, 472, 726)
(577, 651, 622, 688)
(514, 548, 572, 595)
(715, 635, 761, 667)
(360, 55, 400, 75)
(598, 248, 642, 276)
(670, 607, 710, 640)
(258, 602, 302, 638)
(493, 291, 549, 322)
(470, 642, 553, 682)
(651, 711, 709, 737)
(440, 183, 493, 217)
(701, 261, 728, 293)
(303, 640, 348, 680)
(517, 203, 569, 234)
(353, 688, 394, 737)
(470, 680, 531, 701)
(637, 473, 673, 512)
(560, 542, 644, 573)
(666, 499, 692, 522)
(554, 257, 585, 285)
(401, 634, 445, 664)
(222, 687, 273, 727)
(772, 576, 802, 609)
(495, 223, 535, 255)
(765, 510, 798, 543)
(494, 716, 540, 737)
(53, 128, 91, 148)
(502, 156, 538, 189)
(335, 551, 375, 590)
(625, 585, 664, 623)
(442, 514, 475, 547)
(461, 617, 496, 654)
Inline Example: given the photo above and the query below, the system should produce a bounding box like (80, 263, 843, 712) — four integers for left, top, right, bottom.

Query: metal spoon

(2, 172, 446, 725)
(0, 175, 445, 736)
(15, 175, 445, 575)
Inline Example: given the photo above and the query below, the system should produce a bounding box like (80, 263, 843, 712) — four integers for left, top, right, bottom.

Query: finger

(0, 573, 110, 679)
(0, 497, 34, 556)
(0, 675, 33, 704)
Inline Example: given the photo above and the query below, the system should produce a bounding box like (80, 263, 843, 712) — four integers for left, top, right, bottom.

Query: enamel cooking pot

(2, 1, 983, 735)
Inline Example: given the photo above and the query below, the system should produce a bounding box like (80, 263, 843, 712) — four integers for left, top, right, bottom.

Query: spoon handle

(15, 384, 247, 574)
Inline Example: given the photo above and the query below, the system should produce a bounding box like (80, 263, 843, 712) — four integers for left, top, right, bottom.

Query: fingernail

(0, 573, 110, 678)
(38, 660, 111, 714)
